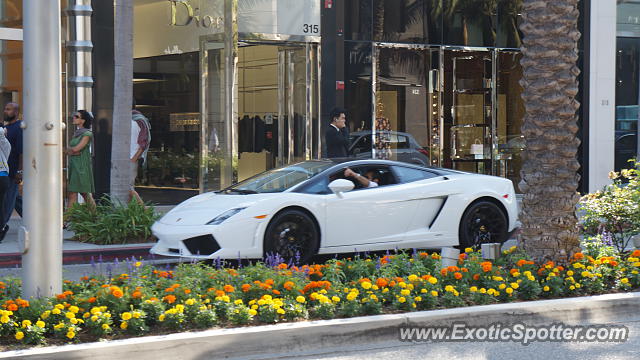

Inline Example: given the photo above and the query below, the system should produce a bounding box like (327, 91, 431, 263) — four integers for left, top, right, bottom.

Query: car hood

(157, 192, 278, 226)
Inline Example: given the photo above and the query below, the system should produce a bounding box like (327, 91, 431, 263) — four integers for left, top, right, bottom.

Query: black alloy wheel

(264, 209, 319, 264)
(458, 201, 508, 249)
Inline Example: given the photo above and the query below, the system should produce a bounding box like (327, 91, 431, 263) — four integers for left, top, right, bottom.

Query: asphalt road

(240, 316, 640, 360)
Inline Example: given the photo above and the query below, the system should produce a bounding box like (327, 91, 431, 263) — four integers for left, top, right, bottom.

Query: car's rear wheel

(264, 209, 319, 265)
(458, 200, 508, 249)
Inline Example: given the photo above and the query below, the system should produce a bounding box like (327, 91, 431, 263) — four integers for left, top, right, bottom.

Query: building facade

(0, 1, 622, 204)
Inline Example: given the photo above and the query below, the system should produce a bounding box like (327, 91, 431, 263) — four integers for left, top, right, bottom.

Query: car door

(323, 165, 420, 248)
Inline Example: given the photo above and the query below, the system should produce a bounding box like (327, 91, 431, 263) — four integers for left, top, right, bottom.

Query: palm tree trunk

(518, 0, 582, 263)
(110, 0, 133, 204)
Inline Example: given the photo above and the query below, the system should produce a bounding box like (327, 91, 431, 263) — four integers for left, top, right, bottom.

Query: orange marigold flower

(610, 260, 618, 267)
(573, 252, 585, 261)
(215, 290, 225, 297)
(278, 263, 288, 269)
(112, 289, 124, 298)
(165, 287, 175, 293)
(516, 259, 527, 267)
(241, 284, 251, 292)
(223, 285, 235, 293)
(440, 268, 448, 276)
(265, 279, 275, 286)
(510, 268, 519, 275)
(88, 297, 97, 303)
(283, 281, 295, 290)
(480, 262, 492, 272)
(461, 267, 468, 272)
(376, 278, 389, 288)
(7, 303, 18, 311)
(272, 290, 281, 295)
(454, 272, 463, 280)
(132, 291, 142, 299)
(184, 289, 191, 294)
(163, 295, 176, 304)
(473, 274, 480, 280)
(632, 250, 640, 258)
(458, 253, 467, 261)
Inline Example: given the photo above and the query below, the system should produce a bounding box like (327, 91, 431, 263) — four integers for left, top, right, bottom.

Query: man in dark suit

(325, 107, 350, 158)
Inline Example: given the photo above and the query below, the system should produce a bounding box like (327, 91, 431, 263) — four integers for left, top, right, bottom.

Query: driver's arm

(344, 168, 371, 188)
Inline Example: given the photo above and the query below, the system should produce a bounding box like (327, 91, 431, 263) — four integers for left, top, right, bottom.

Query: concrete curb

(1, 291, 639, 360)
(0, 245, 158, 268)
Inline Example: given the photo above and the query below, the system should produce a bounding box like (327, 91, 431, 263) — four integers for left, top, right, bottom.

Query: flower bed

(1, 247, 640, 349)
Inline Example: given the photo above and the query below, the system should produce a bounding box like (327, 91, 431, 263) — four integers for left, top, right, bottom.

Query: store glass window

(615, 2, 640, 172)
(372, 0, 442, 44)
(345, 0, 373, 41)
(496, 0, 523, 49)
(0, 40, 22, 105)
(0, 0, 22, 29)
(133, 52, 200, 204)
(443, 0, 496, 47)
(344, 41, 373, 150)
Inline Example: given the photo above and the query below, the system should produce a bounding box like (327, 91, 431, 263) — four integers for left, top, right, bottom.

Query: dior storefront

(132, 0, 321, 203)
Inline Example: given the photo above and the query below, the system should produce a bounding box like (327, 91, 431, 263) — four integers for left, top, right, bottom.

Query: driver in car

(344, 168, 379, 188)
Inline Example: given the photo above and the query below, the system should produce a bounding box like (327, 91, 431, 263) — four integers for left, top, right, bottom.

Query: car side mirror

(328, 179, 355, 197)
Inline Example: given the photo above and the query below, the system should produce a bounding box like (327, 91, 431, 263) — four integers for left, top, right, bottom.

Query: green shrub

(579, 161, 640, 254)
(65, 196, 160, 245)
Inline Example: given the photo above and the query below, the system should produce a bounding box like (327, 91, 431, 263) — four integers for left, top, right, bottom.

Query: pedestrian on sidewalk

(129, 99, 151, 204)
(325, 107, 350, 158)
(0, 126, 11, 243)
(0, 103, 22, 242)
(66, 110, 96, 209)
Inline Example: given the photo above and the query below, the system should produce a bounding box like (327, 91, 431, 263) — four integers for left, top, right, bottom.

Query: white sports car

(150, 159, 519, 263)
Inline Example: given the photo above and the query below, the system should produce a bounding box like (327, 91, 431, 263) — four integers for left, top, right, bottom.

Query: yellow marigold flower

(415, 296, 422, 302)
(575, 283, 581, 288)
(52, 308, 61, 315)
(135, 261, 142, 267)
(248, 309, 258, 316)
(65, 312, 75, 319)
(222, 295, 230, 302)
(506, 288, 514, 295)
(510, 283, 519, 289)
(633, 262, 640, 267)
(523, 271, 532, 277)
(83, 312, 90, 319)
(372, 285, 379, 291)
(498, 284, 506, 290)
(398, 282, 407, 288)
(398, 297, 406, 303)
(632, 270, 639, 275)
(420, 288, 427, 293)
(15, 331, 24, 340)
(487, 289, 496, 296)
(382, 288, 389, 293)
(121, 312, 132, 321)
(234, 299, 243, 305)
(408, 274, 418, 282)
(120, 321, 128, 330)
(361, 281, 372, 290)
(527, 275, 535, 281)
(91, 315, 98, 322)
(332, 296, 341, 303)
(158, 314, 166, 322)
(257, 299, 266, 306)
(1, 316, 9, 324)
(69, 306, 79, 314)
(453, 290, 459, 297)
(621, 278, 629, 284)
(346, 292, 358, 301)
(70, 318, 79, 325)
(21, 320, 31, 328)
(479, 288, 486, 294)
(445, 285, 454, 292)
(102, 324, 111, 330)
(470, 286, 478, 292)
(55, 304, 64, 310)
(277, 308, 285, 315)
(569, 285, 575, 290)
(401, 289, 411, 296)
(186, 298, 196, 306)
(430, 290, 438, 297)
(66, 331, 76, 339)
(132, 311, 141, 319)
(567, 270, 574, 276)
(465, 247, 473, 253)
(543, 286, 550, 292)
(495, 291, 501, 296)
(512, 272, 520, 277)
(428, 277, 438, 285)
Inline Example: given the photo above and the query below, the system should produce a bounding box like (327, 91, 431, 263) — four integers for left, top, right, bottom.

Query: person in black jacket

(325, 107, 350, 158)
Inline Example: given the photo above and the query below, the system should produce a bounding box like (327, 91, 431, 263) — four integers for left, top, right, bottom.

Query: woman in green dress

(66, 110, 96, 209)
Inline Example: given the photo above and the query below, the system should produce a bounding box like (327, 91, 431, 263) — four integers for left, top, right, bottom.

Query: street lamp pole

(21, 0, 63, 298)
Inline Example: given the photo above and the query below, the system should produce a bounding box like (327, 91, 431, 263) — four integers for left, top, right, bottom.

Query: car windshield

(223, 161, 334, 194)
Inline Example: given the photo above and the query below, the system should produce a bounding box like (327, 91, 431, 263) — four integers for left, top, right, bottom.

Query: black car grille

(182, 235, 221, 256)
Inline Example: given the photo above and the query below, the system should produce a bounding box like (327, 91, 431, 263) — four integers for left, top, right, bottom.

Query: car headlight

(206, 207, 247, 225)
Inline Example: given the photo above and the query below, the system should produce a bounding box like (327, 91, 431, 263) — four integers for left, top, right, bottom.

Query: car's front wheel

(458, 200, 508, 249)
(264, 209, 319, 265)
